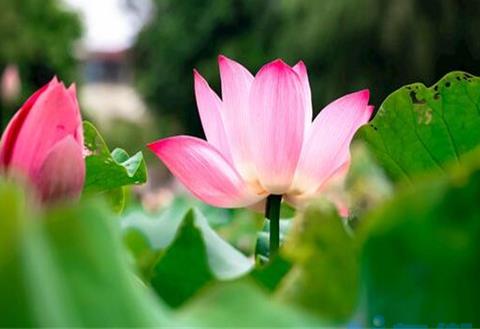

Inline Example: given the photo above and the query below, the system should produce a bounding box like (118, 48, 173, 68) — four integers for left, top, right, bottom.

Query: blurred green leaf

(344, 142, 393, 222)
(0, 181, 37, 326)
(123, 199, 195, 280)
(359, 148, 480, 327)
(122, 204, 253, 307)
(83, 121, 147, 211)
(358, 71, 480, 182)
(281, 202, 296, 218)
(150, 210, 214, 307)
(0, 181, 169, 327)
(250, 255, 291, 292)
(215, 207, 264, 255)
(123, 199, 189, 254)
(175, 280, 323, 327)
(105, 187, 126, 213)
(276, 201, 358, 322)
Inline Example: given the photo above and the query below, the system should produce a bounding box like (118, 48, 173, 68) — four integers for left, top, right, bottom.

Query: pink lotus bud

(0, 77, 85, 203)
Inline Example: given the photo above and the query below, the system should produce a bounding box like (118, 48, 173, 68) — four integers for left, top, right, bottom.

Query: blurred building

(64, 0, 152, 128)
(77, 49, 148, 127)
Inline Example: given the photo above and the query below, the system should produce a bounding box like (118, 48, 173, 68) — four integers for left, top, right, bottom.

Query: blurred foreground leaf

(175, 280, 323, 327)
(360, 149, 480, 327)
(83, 121, 147, 211)
(277, 201, 358, 322)
(344, 142, 393, 221)
(0, 181, 168, 327)
(122, 202, 253, 307)
(250, 254, 291, 292)
(359, 71, 480, 182)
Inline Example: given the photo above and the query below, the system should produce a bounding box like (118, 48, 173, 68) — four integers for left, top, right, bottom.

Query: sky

(63, 0, 152, 52)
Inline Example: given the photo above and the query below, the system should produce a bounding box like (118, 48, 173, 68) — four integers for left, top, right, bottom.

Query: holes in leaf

(409, 91, 426, 105)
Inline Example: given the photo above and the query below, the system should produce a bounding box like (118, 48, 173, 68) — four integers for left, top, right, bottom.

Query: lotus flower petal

(248, 59, 306, 194)
(285, 160, 351, 216)
(290, 90, 372, 196)
(67, 84, 84, 147)
(148, 136, 263, 208)
(0, 83, 50, 167)
(35, 136, 85, 202)
(292, 61, 313, 129)
(218, 55, 256, 181)
(194, 69, 231, 161)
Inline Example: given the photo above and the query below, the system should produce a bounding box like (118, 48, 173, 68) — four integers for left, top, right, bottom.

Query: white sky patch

(63, 0, 152, 52)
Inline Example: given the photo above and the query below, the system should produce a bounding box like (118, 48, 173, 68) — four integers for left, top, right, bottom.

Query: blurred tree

(275, 0, 480, 112)
(133, 0, 280, 137)
(133, 0, 480, 137)
(0, 0, 82, 128)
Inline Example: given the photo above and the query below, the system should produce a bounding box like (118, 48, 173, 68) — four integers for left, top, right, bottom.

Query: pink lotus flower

(0, 77, 85, 202)
(148, 56, 373, 210)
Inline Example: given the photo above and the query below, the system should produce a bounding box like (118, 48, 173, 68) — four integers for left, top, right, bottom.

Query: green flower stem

(265, 194, 282, 258)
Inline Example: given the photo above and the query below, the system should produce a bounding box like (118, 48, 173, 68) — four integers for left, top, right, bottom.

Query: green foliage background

(134, 0, 480, 137)
(0, 0, 81, 125)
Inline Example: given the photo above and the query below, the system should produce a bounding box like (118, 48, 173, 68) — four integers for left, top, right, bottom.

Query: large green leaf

(359, 149, 480, 327)
(175, 280, 323, 327)
(83, 121, 147, 211)
(122, 203, 253, 307)
(276, 201, 358, 322)
(0, 181, 169, 327)
(358, 71, 480, 182)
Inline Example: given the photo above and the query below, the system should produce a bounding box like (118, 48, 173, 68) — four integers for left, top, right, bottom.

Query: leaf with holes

(357, 71, 480, 182)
